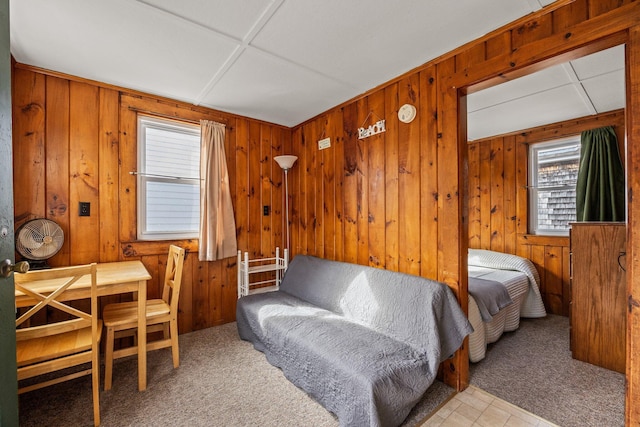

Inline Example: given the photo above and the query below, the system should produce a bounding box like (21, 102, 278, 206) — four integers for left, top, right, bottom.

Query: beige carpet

(19, 322, 454, 426)
(469, 314, 625, 427)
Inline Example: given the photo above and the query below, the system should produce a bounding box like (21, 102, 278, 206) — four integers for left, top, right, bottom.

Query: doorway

(463, 45, 626, 425)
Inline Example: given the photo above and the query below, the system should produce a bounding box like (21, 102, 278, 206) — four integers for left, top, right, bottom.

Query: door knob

(0, 259, 30, 278)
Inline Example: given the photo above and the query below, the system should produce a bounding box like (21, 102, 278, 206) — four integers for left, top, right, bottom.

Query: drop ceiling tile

(570, 45, 624, 80)
(468, 84, 594, 141)
(199, 48, 355, 127)
(580, 70, 626, 113)
(10, 0, 239, 101)
(467, 65, 573, 112)
(137, 0, 274, 40)
(251, 0, 535, 91)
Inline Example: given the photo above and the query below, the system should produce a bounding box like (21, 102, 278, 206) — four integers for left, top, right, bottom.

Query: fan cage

(16, 219, 64, 267)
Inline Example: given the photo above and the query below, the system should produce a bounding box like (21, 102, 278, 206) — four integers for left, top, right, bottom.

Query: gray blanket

(468, 276, 513, 321)
(236, 255, 473, 427)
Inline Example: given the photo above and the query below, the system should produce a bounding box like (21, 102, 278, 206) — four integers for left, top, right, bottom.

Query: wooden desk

(15, 261, 152, 391)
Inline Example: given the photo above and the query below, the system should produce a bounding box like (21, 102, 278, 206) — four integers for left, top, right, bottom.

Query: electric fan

(15, 218, 64, 269)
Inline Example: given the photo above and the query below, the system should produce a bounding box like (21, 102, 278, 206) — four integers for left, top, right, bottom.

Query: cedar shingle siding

(537, 160, 578, 229)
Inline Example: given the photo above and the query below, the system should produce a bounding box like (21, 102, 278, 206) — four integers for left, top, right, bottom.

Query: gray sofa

(236, 255, 472, 427)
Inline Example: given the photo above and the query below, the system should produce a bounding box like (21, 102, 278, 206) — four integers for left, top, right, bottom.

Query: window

(137, 116, 201, 240)
(529, 136, 580, 235)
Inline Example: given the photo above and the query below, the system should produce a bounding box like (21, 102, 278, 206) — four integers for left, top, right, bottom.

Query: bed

(467, 249, 547, 362)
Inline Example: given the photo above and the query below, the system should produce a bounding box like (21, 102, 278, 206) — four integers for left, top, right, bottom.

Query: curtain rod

(127, 106, 228, 126)
(129, 171, 203, 181)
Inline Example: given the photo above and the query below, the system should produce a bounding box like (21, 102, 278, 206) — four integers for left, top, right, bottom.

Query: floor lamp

(274, 155, 297, 259)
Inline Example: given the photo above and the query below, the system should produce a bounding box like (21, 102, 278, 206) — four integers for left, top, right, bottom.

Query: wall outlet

(263, 205, 270, 216)
(79, 202, 91, 216)
(318, 137, 331, 150)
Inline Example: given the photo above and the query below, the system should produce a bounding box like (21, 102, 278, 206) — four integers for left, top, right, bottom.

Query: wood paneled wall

(289, 0, 639, 392)
(12, 66, 292, 333)
(468, 109, 625, 316)
(289, 70, 440, 277)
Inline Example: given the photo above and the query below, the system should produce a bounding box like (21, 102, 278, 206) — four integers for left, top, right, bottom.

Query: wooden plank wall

(289, 0, 638, 392)
(12, 66, 292, 333)
(468, 109, 625, 316)
(290, 74, 437, 276)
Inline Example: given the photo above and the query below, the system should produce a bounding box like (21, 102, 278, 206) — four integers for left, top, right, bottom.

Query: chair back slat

(162, 245, 185, 313)
(17, 299, 92, 328)
(15, 273, 87, 327)
(16, 264, 97, 335)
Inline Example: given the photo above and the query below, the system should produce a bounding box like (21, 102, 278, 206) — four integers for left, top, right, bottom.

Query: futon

(236, 255, 473, 427)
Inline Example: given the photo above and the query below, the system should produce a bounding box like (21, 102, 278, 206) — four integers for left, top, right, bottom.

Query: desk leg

(138, 279, 147, 391)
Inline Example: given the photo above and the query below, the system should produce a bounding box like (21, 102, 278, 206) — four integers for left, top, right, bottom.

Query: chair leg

(104, 326, 115, 391)
(170, 319, 179, 368)
(92, 343, 101, 426)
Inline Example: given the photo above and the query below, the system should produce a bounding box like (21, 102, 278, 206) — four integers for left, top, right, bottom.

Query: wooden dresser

(570, 222, 626, 373)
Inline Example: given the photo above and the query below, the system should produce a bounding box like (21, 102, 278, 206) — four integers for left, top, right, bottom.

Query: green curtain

(576, 126, 625, 221)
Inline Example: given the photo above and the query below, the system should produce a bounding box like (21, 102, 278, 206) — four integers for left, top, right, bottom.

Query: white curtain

(199, 120, 237, 261)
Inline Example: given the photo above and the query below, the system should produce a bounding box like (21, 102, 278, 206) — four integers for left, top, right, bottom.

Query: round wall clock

(398, 104, 417, 123)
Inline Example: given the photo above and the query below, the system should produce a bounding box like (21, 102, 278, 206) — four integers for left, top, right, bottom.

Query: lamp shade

(274, 155, 298, 170)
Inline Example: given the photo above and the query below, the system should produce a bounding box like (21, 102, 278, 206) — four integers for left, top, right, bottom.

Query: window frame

(528, 135, 581, 236)
(136, 115, 201, 241)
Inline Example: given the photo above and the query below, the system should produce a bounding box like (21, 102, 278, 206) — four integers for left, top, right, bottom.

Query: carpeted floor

(21, 314, 617, 426)
(469, 314, 625, 427)
(19, 322, 454, 427)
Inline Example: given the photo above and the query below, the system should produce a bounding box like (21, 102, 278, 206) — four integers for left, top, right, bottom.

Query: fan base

(23, 260, 51, 271)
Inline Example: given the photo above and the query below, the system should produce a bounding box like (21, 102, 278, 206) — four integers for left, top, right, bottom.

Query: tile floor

(423, 385, 558, 427)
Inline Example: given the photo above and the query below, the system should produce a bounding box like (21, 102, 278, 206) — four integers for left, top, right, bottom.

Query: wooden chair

(102, 245, 185, 390)
(16, 263, 101, 426)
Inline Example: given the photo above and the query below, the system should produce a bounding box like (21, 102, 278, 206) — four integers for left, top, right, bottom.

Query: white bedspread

(468, 249, 546, 318)
(467, 250, 547, 362)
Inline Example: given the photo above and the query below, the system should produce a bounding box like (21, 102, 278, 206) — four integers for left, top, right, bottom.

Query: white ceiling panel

(467, 65, 574, 112)
(200, 48, 354, 126)
(10, 0, 239, 101)
(580, 70, 626, 113)
(137, 0, 275, 41)
(251, 0, 536, 93)
(468, 85, 596, 141)
(570, 45, 625, 80)
(467, 46, 626, 141)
